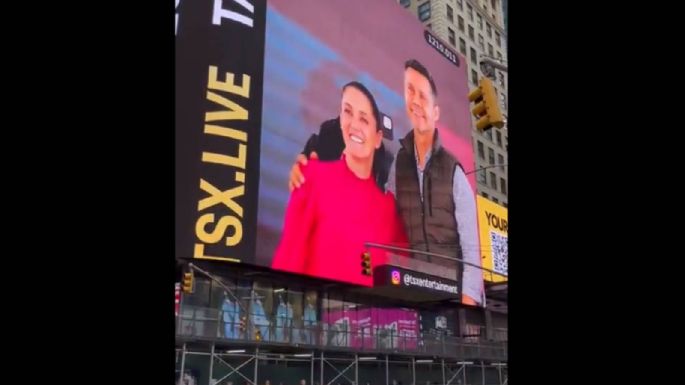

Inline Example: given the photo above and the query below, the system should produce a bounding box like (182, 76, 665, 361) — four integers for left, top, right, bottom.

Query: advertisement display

(323, 307, 419, 349)
(477, 196, 508, 282)
(177, 0, 482, 303)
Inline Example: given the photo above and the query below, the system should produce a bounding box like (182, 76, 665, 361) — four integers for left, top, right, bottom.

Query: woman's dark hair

(341, 81, 392, 191)
(342, 81, 382, 132)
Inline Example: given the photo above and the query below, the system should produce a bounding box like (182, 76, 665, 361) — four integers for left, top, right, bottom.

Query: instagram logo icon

(391, 270, 401, 285)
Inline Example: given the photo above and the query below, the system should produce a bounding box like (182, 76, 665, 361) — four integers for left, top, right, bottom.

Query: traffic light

(468, 77, 504, 131)
(239, 316, 247, 333)
(182, 270, 194, 294)
(361, 251, 372, 276)
(255, 329, 262, 342)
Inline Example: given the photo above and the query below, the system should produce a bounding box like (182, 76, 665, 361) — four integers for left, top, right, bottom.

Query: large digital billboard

(176, 0, 482, 304)
(476, 196, 508, 283)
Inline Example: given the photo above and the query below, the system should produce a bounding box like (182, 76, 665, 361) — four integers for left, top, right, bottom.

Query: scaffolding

(176, 344, 508, 385)
(178, 244, 507, 385)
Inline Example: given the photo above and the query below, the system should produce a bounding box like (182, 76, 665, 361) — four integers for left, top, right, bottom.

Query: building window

(470, 47, 477, 64)
(496, 31, 501, 47)
(491, 0, 497, 9)
(468, 25, 474, 41)
(478, 35, 484, 50)
(500, 92, 507, 109)
(448, 28, 456, 47)
(447, 4, 454, 22)
(471, 69, 478, 85)
(477, 14, 483, 30)
(478, 171, 487, 185)
(500, 178, 507, 195)
(485, 128, 493, 141)
(400, 0, 410, 8)
(457, 0, 464, 11)
(486, 23, 492, 38)
(458, 15, 465, 32)
(418, 1, 431, 22)
(490, 172, 497, 189)
(498, 154, 504, 169)
(497, 51, 502, 60)
(459, 38, 466, 55)
(468, 4, 473, 21)
(488, 147, 495, 165)
(496, 130, 502, 147)
(499, 71, 506, 89)
(477, 141, 485, 159)
(492, 197, 498, 203)
(488, 43, 494, 57)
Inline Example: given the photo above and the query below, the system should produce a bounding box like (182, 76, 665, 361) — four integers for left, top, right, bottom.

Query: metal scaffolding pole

(481, 361, 485, 385)
(412, 357, 415, 385)
(385, 355, 389, 385)
(324, 358, 355, 385)
(441, 359, 445, 385)
(355, 354, 358, 385)
(209, 343, 215, 385)
(211, 352, 255, 385)
(311, 351, 315, 385)
(446, 363, 465, 385)
(320, 352, 324, 385)
(180, 343, 187, 383)
(254, 348, 259, 385)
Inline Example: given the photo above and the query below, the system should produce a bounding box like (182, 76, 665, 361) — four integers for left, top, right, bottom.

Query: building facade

(399, 0, 508, 206)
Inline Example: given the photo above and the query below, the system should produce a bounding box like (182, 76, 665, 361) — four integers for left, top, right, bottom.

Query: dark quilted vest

(395, 130, 462, 272)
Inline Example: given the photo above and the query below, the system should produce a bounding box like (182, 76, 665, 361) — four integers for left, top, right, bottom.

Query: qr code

(489, 230, 508, 276)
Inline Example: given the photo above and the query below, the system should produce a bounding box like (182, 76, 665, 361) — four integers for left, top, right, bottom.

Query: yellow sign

(477, 196, 508, 283)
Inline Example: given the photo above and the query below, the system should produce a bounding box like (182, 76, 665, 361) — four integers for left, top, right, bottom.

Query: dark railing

(177, 306, 507, 361)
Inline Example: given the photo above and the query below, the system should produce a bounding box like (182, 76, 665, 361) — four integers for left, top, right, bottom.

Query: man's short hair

(404, 59, 438, 98)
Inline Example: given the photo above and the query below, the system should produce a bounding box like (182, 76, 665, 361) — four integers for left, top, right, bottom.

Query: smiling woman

(271, 81, 408, 287)
(340, 82, 383, 179)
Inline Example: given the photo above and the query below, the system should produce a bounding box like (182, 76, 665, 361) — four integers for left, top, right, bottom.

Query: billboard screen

(176, 0, 480, 302)
(476, 196, 508, 282)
